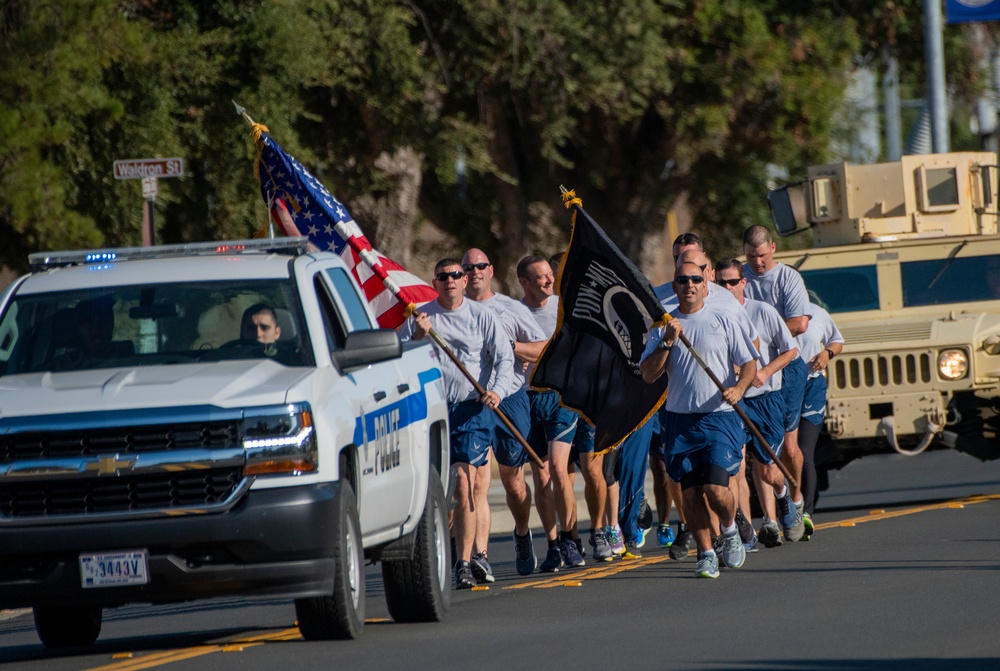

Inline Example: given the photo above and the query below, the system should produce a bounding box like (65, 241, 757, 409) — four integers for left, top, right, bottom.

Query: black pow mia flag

(531, 192, 669, 452)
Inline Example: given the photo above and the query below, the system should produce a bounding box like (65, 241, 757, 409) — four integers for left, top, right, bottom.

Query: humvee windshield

(799, 266, 880, 313)
(901, 255, 1000, 307)
(0, 279, 314, 376)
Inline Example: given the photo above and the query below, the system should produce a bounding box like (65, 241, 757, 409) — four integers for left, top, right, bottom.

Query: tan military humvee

(768, 152, 1000, 466)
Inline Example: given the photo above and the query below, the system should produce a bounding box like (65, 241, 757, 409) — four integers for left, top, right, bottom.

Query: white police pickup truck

(0, 237, 451, 647)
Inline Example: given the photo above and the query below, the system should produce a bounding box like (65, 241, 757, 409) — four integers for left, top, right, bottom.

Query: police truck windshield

(0, 279, 314, 375)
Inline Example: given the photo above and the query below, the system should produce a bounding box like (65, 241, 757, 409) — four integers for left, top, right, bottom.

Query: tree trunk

(480, 88, 528, 293)
(351, 146, 423, 267)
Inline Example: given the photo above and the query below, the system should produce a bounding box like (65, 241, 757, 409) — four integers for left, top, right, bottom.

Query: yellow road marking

(85, 629, 300, 671)
(505, 556, 669, 590)
(813, 493, 1000, 531)
(82, 493, 1000, 669)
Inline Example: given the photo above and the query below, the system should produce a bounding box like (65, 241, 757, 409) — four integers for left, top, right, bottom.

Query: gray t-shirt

(643, 303, 756, 414)
(742, 297, 798, 397)
(651, 281, 762, 361)
(742, 262, 811, 322)
(522, 295, 560, 338)
(797, 303, 845, 379)
(399, 298, 515, 403)
(477, 293, 546, 391)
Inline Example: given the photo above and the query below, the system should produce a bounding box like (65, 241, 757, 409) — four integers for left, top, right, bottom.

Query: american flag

(253, 126, 436, 329)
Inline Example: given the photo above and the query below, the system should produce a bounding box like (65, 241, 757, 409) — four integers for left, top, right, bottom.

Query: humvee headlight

(937, 349, 969, 380)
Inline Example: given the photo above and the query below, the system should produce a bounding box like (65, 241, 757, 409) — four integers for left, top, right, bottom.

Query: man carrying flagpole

(399, 259, 516, 589)
(640, 262, 757, 579)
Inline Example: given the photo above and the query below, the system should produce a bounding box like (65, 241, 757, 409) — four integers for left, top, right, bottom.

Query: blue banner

(946, 0, 1000, 23)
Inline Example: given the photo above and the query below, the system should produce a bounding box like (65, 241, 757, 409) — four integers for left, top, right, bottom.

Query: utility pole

(884, 52, 903, 161)
(925, 0, 950, 152)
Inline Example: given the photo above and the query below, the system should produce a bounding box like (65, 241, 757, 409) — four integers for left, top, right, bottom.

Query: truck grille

(0, 420, 240, 461)
(0, 468, 242, 518)
(831, 353, 933, 391)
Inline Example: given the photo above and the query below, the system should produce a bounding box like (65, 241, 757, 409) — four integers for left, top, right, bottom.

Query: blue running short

(800, 374, 828, 426)
(741, 391, 785, 464)
(781, 356, 808, 432)
(527, 390, 578, 459)
(494, 387, 532, 468)
(663, 410, 745, 484)
(650, 405, 671, 463)
(572, 416, 596, 454)
(448, 398, 495, 467)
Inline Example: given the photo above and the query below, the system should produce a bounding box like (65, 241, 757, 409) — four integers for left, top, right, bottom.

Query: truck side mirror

(768, 182, 811, 236)
(330, 329, 402, 371)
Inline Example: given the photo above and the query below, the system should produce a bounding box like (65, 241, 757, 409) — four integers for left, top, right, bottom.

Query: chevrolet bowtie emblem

(87, 455, 137, 476)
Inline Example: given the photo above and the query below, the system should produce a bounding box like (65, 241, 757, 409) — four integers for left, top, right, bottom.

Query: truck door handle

(397, 383, 410, 393)
(374, 391, 387, 402)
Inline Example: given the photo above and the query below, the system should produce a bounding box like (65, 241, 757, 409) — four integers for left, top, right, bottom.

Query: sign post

(113, 158, 184, 246)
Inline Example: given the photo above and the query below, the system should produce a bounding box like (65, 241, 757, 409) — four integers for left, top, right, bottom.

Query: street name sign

(113, 158, 184, 180)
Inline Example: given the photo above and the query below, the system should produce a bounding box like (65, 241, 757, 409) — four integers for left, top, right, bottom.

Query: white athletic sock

(775, 485, 787, 499)
(721, 521, 738, 536)
(792, 496, 804, 506)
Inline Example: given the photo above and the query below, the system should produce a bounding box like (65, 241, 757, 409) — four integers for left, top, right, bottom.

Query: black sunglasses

(716, 278, 742, 287)
(675, 275, 705, 285)
(462, 262, 491, 272)
(435, 270, 465, 282)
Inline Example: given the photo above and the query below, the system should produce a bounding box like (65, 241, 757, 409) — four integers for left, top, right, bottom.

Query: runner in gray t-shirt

(715, 258, 800, 549)
(400, 258, 513, 589)
(741, 225, 811, 542)
(516, 255, 589, 570)
(462, 248, 549, 577)
(640, 262, 757, 579)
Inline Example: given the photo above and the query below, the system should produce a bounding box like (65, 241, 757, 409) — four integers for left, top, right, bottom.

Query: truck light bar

(28, 237, 310, 272)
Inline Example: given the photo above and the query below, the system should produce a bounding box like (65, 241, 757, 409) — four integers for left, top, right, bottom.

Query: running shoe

(669, 526, 694, 561)
(455, 560, 476, 589)
(560, 538, 586, 567)
(735, 508, 756, 546)
(470, 551, 495, 583)
(575, 537, 587, 559)
(539, 546, 563, 573)
(758, 518, 783, 548)
(777, 488, 796, 536)
(744, 533, 759, 553)
(803, 511, 815, 540)
(514, 531, 537, 576)
(637, 498, 654, 531)
(622, 540, 643, 560)
(635, 525, 650, 549)
(786, 500, 805, 542)
(718, 530, 746, 569)
(590, 529, 613, 562)
(694, 553, 719, 579)
(656, 523, 676, 547)
(606, 525, 625, 556)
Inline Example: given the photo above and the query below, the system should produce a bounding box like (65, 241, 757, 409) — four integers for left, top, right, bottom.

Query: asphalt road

(2, 447, 1000, 670)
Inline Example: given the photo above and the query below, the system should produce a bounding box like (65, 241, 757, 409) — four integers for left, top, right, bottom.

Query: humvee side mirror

(767, 182, 811, 236)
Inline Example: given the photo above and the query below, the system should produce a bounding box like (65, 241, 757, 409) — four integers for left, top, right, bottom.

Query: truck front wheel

(33, 605, 102, 648)
(381, 466, 451, 622)
(295, 481, 365, 640)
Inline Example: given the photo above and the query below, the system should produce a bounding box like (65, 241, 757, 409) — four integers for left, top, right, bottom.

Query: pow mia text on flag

(572, 259, 654, 372)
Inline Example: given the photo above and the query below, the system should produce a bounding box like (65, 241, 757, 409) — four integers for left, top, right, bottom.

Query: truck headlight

(243, 403, 318, 476)
(937, 349, 969, 380)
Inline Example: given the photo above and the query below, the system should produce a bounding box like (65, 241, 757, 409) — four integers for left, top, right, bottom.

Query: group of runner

(401, 224, 844, 586)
